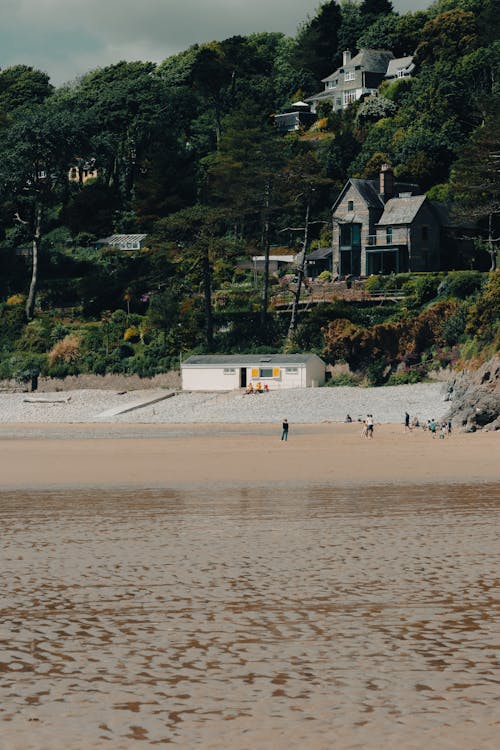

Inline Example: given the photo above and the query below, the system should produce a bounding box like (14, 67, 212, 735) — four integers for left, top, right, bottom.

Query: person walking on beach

(366, 414, 374, 438)
(404, 412, 410, 432)
(281, 419, 289, 441)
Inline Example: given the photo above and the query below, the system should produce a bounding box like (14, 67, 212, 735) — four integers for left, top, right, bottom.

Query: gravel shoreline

(0, 383, 448, 426)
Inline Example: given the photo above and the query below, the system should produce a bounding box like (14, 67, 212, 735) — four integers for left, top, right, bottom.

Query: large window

(344, 71, 355, 82)
(386, 227, 393, 244)
(340, 223, 361, 248)
(343, 90, 356, 105)
(259, 368, 273, 378)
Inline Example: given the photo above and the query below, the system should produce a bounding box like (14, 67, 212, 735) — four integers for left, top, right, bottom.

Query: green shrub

(326, 373, 359, 387)
(366, 359, 388, 386)
(386, 370, 424, 385)
(364, 275, 384, 292)
(438, 271, 483, 300)
(9, 353, 47, 383)
(317, 270, 333, 282)
(412, 275, 441, 305)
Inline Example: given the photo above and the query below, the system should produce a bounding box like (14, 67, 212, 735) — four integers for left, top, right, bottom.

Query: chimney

(343, 50, 351, 66)
(379, 164, 394, 202)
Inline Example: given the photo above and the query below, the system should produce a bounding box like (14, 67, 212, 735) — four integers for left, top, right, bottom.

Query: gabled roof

(377, 195, 427, 225)
(182, 354, 323, 367)
(322, 48, 394, 83)
(385, 56, 415, 78)
(351, 179, 384, 209)
(332, 177, 422, 215)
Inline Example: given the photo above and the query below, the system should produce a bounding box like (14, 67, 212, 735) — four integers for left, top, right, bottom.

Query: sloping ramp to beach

(96, 390, 176, 418)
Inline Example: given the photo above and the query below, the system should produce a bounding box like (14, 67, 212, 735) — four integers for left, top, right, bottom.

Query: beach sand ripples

(0, 484, 498, 749)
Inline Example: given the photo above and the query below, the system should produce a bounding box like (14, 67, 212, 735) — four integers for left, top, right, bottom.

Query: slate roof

(322, 48, 394, 83)
(350, 179, 383, 209)
(307, 247, 332, 261)
(377, 195, 427, 225)
(182, 354, 322, 367)
(385, 56, 415, 79)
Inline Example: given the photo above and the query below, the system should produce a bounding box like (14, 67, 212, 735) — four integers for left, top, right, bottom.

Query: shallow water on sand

(1, 484, 499, 749)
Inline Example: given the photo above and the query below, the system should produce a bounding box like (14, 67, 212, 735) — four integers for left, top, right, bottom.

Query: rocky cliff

(444, 355, 500, 431)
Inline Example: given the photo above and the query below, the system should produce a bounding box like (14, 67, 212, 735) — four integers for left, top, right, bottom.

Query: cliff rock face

(444, 356, 500, 431)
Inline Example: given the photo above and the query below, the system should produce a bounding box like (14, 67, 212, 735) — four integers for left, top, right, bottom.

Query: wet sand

(0, 422, 498, 488)
(0, 483, 499, 749)
(1, 424, 499, 748)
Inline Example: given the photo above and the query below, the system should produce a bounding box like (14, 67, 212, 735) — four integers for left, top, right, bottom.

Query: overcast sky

(0, 1, 431, 86)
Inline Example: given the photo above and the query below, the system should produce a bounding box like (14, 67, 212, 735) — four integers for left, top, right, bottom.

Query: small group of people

(404, 412, 420, 431)
(404, 412, 452, 437)
(245, 382, 269, 395)
(426, 418, 452, 438)
(361, 414, 374, 438)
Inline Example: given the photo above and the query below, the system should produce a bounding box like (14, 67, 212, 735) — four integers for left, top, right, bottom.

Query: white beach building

(181, 354, 326, 391)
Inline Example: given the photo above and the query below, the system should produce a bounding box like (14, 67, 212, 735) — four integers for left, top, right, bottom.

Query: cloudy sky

(0, 1, 431, 85)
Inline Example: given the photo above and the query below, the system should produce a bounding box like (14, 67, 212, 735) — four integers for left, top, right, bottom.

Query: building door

(239, 368, 247, 388)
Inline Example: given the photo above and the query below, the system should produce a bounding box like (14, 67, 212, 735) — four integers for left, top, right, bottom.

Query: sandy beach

(1, 386, 498, 749)
(0, 421, 498, 489)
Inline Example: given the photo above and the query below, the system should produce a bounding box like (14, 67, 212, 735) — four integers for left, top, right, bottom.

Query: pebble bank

(0, 383, 448, 425)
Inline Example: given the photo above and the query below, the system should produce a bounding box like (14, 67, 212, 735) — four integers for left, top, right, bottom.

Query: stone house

(332, 165, 453, 276)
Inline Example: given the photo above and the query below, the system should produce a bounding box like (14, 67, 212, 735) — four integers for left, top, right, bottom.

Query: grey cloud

(3, 0, 431, 84)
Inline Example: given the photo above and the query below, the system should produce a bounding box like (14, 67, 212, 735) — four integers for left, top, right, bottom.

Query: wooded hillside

(0, 0, 498, 385)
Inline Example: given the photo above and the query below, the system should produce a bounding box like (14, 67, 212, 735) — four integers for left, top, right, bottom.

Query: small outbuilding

(181, 354, 326, 391)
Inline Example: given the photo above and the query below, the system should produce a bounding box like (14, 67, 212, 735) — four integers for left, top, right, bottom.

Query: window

(386, 227, 393, 244)
(340, 223, 361, 248)
(259, 368, 273, 378)
(343, 90, 356, 105)
(327, 81, 335, 89)
(223, 368, 235, 374)
(70, 167, 77, 179)
(344, 70, 355, 82)
(347, 200, 354, 212)
(285, 367, 298, 374)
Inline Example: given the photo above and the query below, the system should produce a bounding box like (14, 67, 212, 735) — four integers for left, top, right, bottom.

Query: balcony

(366, 235, 407, 248)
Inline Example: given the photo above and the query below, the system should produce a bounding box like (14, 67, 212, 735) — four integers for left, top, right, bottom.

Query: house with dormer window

(306, 49, 395, 113)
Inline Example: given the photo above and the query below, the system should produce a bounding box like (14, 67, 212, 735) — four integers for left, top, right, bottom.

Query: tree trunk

(260, 182, 271, 328)
(26, 202, 42, 321)
(202, 246, 214, 348)
(488, 212, 496, 271)
(287, 198, 310, 338)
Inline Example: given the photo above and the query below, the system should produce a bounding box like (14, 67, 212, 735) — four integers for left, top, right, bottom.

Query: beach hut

(181, 354, 326, 391)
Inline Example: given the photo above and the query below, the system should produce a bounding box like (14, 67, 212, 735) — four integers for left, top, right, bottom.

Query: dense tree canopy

(0, 0, 497, 369)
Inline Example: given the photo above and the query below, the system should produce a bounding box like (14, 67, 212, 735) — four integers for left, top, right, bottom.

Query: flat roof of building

(182, 354, 324, 367)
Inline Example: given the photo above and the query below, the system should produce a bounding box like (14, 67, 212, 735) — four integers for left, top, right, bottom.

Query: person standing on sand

(281, 419, 289, 441)
(366, 414, 374, 438)
(404, 412, 410, 432)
